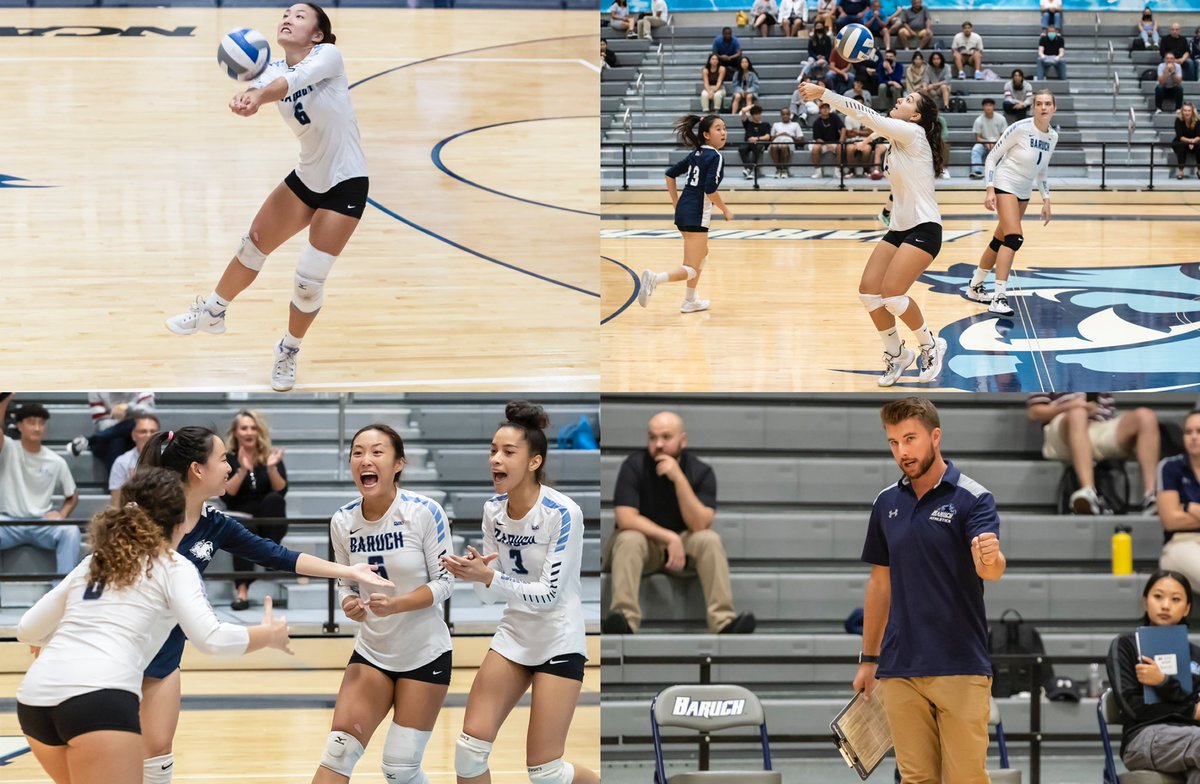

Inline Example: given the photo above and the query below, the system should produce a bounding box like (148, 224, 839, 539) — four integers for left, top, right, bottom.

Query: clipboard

(831, 689, 893, 780)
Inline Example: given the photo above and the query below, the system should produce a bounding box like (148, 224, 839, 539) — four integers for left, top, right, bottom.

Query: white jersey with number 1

(476, 485, 586, 666)
(985, 118, 1058, 200)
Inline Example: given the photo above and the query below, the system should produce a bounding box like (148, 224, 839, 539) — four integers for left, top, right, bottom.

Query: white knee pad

(381, 724, 431, 784)
(858, 292, 884, 312)
(293, 242, 337, 313)
(882, 294, 910, 317)
(143, 753, 174, 784)
(528, 758, 575, 784)
(455, 733, 493, 779)
(319, 731, 365, 778)
(236, 233, 268, 271)
(682, 265, 698, 281)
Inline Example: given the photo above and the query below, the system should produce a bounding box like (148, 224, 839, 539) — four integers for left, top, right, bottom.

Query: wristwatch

(858, 652, 879, 664)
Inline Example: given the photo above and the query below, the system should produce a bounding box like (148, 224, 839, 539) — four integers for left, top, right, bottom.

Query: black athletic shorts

(992, 186, 1030, 203)
(512, 652, 587, 682)
(675, 224, 709, 234)
(18, 689, 141, 746)
(348, 649, 452, 686)
(284, 170, 370, 219)
(881, 220, 943, 260)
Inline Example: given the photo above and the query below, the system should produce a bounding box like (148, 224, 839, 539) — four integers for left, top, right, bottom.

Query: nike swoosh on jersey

(350, 528, 362, 535)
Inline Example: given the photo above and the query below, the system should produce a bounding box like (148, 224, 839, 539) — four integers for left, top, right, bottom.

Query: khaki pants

(638, 15, 666, 39)
(880, 675, 992, 784)
(700, 87, 725, 113)
(608, 528, 736, 633)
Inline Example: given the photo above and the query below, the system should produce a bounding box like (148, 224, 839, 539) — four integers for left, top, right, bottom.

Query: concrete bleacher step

(432, 449, 599, 484)
(413, 406, 598, 442)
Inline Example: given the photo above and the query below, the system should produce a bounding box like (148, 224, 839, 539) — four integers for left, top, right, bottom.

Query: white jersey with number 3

(985, 118, 1057, 200)
(476, 485, 586, 666)
(330, 490, 454, 673)
(253, 43, 368, 193)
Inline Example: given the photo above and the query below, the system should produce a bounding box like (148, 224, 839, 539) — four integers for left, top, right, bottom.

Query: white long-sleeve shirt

(88, 392, 155, 431)
(821, 89, 942, 231)
(331, 490, 454, 672)
(985, 118, 1058, 200)
(475, 485, 586, 666)
(253, 43, 368, 193)
(17, 553, 249, 706)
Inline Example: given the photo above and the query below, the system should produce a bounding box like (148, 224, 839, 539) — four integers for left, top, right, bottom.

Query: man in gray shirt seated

(889, 0, 932, 50)
(970, 98, 1007, 178)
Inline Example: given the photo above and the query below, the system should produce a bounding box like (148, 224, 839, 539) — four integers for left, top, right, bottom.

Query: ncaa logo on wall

(848, 261, 1200, 391)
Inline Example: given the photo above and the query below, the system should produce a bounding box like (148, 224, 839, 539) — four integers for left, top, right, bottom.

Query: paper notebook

(831, 689, 893, 780)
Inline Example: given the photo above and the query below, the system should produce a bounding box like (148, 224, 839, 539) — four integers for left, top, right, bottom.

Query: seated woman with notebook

(1107, 570, 1200, 780)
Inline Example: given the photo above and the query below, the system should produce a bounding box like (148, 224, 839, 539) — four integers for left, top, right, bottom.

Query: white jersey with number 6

(253, 43, 368, 193)
(476, 485, 586, 666)
(16, 553, 250, 706)
(330, 490, 454, 673)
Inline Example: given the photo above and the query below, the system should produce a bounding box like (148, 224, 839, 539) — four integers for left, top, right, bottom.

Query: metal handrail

(1093, 11, 1101, 62)
(1107, 40, 1114, 80)
(623, 106, 632, 144)
(668, 17, 675, 60)
(1128, 106, 1137, 163)
(1112, 71, 1119, 114)
(657, 41, 665, 93)
(635, 71, 646, 127)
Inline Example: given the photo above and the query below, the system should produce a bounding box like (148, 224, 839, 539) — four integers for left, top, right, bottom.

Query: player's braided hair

(502, 401, 550, 484)
(89, 468, 185, 589)
(675, 114, 722, 151)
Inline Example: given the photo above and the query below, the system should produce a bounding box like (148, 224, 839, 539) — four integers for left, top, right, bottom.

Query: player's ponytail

(90, 467, 186, 589)
(302, 2, 336, 45)
(502, 400, 550, 484)
(914, 92, 944, 178)
(675, 114, 720, 151)
(138, 426, 218, 485)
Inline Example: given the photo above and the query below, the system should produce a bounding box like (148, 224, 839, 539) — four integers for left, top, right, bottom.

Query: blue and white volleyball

(835, 23, 876, 63)
(218, 28, 270, 82)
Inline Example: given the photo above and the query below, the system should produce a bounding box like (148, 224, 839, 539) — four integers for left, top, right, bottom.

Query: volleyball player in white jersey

(311, 423, 454, 784)
(15, 468, 292, 784)
(442, 402, 598, 784)
(964, 90, 1058, 317)
(166, 2, 368, 392)
(799, 82, 948, 386)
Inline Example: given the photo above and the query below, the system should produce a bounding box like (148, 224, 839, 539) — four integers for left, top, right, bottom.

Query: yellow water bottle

(1112, 525, 1133, 576)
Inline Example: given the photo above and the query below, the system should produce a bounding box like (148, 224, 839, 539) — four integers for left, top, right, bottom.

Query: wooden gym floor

(601, 189, 1200, 393)
(0, 8, 598, 392)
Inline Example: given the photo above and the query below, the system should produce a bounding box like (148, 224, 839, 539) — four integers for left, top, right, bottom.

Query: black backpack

(948, 96, 968, 113)
(989, 609, 1054, 697)
(1057, 459, 1130, 515)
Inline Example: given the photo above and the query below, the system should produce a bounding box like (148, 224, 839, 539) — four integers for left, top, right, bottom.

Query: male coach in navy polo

(852, 396, 1006, 784)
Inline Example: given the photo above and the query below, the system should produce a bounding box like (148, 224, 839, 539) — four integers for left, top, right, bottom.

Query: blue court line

(431, 116, 600, 218)
(349, 33, 598, 299)
(601, 255, 640, 325)
(0, 741, 30, 766)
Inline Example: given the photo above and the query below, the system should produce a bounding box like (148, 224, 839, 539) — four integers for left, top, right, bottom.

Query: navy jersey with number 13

(666, 146, 724, 229)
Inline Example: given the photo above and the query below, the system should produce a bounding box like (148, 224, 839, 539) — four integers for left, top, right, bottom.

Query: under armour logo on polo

(889, 509, 898, 518)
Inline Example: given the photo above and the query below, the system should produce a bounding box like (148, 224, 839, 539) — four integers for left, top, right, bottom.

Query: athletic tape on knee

(1002, 233, 1024, 252)
(988, 236, 1003, 252)
(319, 731, 365, 778)
(455, 733, 493, 779)
(236, 233, 268, 272)
(682, 265, 698, 281)
(293, 242, 337, 313)
(858, 292, 884, 312)
(381, 724, 432, 784)
(143, 753, 174, 784)
(882, 294, 910, 317)
(528, 758, 575, 784)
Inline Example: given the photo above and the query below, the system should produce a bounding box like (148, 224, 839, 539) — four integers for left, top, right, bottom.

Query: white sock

(969, 267, 988, 288)
(144, 753, 174, 784)
(203, 292, 229, 315)
(654, 271, 670, 284)
(684, 288, 697, 302)
(914, 323, 936, 349)
(281, 330, 302, 350)
(879, 327, 901, 356)
(995, 279, 1007, 297)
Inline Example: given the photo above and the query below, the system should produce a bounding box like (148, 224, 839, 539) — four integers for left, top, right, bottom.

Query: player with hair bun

(442, 401, 598, 784)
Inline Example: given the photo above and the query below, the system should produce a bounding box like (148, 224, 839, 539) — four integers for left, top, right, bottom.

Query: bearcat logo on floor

(0, 26, 195, 36)
(671, 697, 746, 718)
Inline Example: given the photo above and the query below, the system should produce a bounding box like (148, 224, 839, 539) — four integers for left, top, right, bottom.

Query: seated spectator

(713, 26, 743, 68)
(752, 0, 778, 37)
(601, 38, 619, 69)
(1162, 22, 1196, 81)
(1107, 571, 1200, 783)
(67, 391, 156, 474)
(835, 0, 869, 31)
(739, 104, 774, 177)
(815, 0, 837, 32)
(609, 0, 635, 37)
(953, 21, 985, 80)
(222, 409, 289, 611)
(825, 52, 854, 94)
(1174, 102, 1200, 179)
(1158, 53, 1186, 115)
(1138, 7, 1159, 49)
(868, 133, 890, 177)
(1158, 411, 1200, 591)
(970, 97, 1006, 178)
(700, 54, 727, 113)
(770, 107, 805, 177)
(862, 0, 891, 50)
(904, 50, 927, 93)
(924, 50, 952, 110)
(1003, 68, 1034, 121)
(843, 113, 874, 175)
(1037, 24, 1067, 80)
(1027, 393, 1160, 514)
(806, 21, 834, 69)
(779, 0, 808, 37)
(637, 0, 669, 41)
(890, 0, 932, 50)
(604, 411, 756, 636)
(877, 48, 905, 110)
(854, 56, 881, 92)
(844, 75, 874, 108)
(809, 102, 845, 177)
(0, 395, 81, 576)
(1192, 26, 1200, 78)
(1040, 0, 1062, 31)
(108, 412, 160, 505)
(730, 56, 761, 114)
